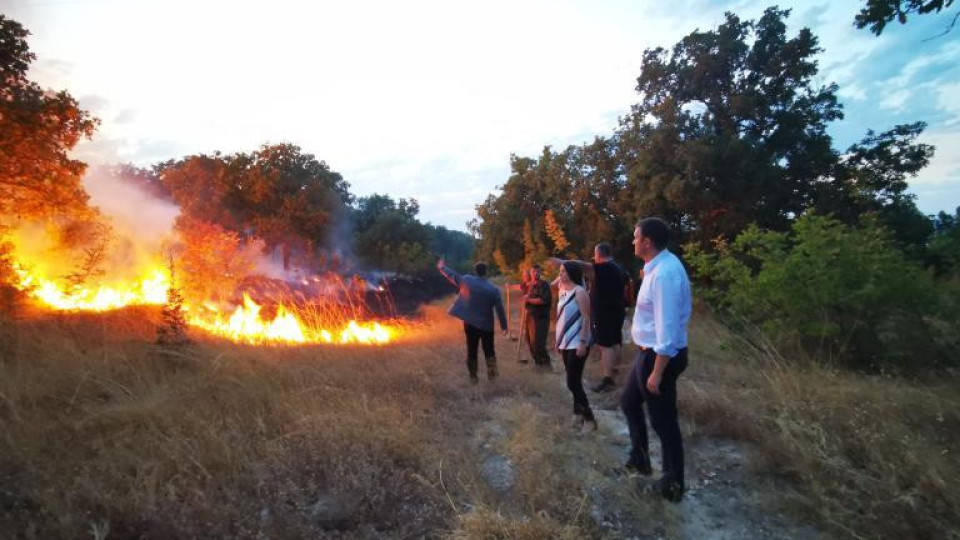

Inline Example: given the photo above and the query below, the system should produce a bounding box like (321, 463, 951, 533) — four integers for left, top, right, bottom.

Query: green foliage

(855, 0, 956, 35)
(0, 15, 99, 221)
(686, 215, 955, 370)
(929, 207, 960, 276)
(426, 223, 475, 273)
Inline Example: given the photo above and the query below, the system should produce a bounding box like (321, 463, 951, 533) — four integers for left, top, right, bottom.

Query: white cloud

(880, 89, 912, 112)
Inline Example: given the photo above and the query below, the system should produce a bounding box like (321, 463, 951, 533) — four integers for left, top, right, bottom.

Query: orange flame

(12, 265, 397, 346)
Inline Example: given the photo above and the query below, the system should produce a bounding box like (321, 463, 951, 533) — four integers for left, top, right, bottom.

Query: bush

(686, 214, 956, 371)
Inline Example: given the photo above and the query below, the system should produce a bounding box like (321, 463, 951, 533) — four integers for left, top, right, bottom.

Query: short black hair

(594, 242, 612, 258)
(532, 264, 541, 270)
(636, 218, 670, 251)
(474, 262, 488, 276)
(561, 261, 583, 286)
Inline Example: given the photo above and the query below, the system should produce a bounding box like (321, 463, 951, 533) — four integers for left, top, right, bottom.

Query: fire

(12, 265, 398, 346)
(13, 264, 170, 311)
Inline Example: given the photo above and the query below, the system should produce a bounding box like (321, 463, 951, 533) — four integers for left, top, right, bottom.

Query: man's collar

(644, 249, 670, 271)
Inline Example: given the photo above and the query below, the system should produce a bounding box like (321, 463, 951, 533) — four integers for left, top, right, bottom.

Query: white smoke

(83, 166, 180, 244)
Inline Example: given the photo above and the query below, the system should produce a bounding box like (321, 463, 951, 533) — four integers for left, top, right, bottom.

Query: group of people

(437, 217, 692, 502)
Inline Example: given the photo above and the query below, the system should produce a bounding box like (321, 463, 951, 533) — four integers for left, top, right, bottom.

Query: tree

(426, 224, 475, 272)
(618, 7, 842, 246)
(855, 0, 957, 35)
(352, 194, 434, 273)
(0, 15, 98, 221)
(156, 144, 352, 270)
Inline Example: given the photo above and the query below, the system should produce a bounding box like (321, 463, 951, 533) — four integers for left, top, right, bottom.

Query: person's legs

(563, 349, 595, 422)
(522, 312, 536, 363)
(532, 315, 551, 367)
(464, 323, 480, 382)
(591, 309, 624, 392)
(620, 349, 652, 474)
(479, 328, 497, 379)
(643, 349, 688, 499)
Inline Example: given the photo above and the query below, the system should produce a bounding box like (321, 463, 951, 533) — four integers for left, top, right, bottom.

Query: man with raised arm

(620, 218, 692, 503)
(437, 258, 508, 384)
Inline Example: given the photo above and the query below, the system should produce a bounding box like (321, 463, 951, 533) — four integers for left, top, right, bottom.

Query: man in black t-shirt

(523, 264, 553, 368)
(590, 243, 629, 392)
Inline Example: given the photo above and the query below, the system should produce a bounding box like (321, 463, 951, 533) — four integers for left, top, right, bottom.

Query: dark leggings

(621, 348, 688, 485)
(562, 348, 595, 421)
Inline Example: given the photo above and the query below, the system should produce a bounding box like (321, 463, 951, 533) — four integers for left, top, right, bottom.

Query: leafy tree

(855, 0, 957, 35)
(0, 15, 98, 222)
(818, 122, 935, 260)
(618, 7, 842, 246)
(157, 144, 351, 270)
(352, 194, 434, 273)
(426, 224, 474, 272)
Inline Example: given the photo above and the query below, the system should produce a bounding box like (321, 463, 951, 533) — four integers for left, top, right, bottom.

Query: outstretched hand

(436, 257, 446, 270)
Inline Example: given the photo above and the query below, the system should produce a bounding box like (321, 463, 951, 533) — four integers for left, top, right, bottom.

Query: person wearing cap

(621, 217, 692, 503)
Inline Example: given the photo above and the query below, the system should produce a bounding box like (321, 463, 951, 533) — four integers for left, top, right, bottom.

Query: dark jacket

(439, 266, 508, 332)
(524, 279, 552, 319)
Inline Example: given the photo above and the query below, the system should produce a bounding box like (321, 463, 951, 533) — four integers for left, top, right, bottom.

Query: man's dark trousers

(464, 323, 496, 376)
(620, 348, 688, 486)
(525, 313, 551, 366)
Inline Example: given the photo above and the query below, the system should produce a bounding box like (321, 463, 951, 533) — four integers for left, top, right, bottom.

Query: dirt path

(461, 344, 822, 539)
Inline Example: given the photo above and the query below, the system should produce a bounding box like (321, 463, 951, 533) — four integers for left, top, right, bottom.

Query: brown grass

(3, 296, 958, 539)
(682, 310, 960, 539)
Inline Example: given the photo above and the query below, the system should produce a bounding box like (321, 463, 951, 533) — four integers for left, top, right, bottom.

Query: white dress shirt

(631, 249, 692, 356)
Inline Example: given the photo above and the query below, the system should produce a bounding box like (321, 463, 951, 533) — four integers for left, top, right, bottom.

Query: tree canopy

(855, 0, 957, 35)
(153, 143, 352, 269)
(0, 15, 98, 222)
(471, 7, 938, 274)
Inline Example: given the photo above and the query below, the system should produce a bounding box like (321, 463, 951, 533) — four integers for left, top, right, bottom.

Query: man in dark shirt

(590, 243, 629, 392)
(523, 264, 552, 369)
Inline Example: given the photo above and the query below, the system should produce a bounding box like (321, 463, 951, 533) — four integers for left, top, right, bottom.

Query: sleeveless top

(556, 285, 591, 350)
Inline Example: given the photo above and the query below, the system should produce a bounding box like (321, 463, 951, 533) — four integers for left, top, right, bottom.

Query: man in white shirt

(620, 217, 692, 502)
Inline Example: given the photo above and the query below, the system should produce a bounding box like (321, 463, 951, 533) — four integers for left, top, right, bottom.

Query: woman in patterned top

(556, 261, 597, 432)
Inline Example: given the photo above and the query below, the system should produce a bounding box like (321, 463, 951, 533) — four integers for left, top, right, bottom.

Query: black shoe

(651, 477, 684, 503)
(591, 377, 616, 393)
(469, 373, 479, 385)
(487, 366, 498, 380)
(625, 454, 653, 476)
(518, 358, 529, 364)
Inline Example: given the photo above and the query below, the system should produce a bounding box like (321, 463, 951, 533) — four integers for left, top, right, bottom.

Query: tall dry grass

(682, 310, 960, 539)
(0, 300, 604, 539)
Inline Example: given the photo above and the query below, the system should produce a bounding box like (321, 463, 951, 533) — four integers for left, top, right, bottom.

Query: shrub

(686, 214, 955, 370)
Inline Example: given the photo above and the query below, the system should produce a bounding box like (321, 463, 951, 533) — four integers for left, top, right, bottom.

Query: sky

(3, 0, 959, 231)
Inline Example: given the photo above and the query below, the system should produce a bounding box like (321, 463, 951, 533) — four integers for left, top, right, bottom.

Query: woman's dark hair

(562, 261, 583, 286)
(474, 262, 488, 276)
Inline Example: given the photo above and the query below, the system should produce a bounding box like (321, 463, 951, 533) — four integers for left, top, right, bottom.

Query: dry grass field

(1, 298, 957, 539)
